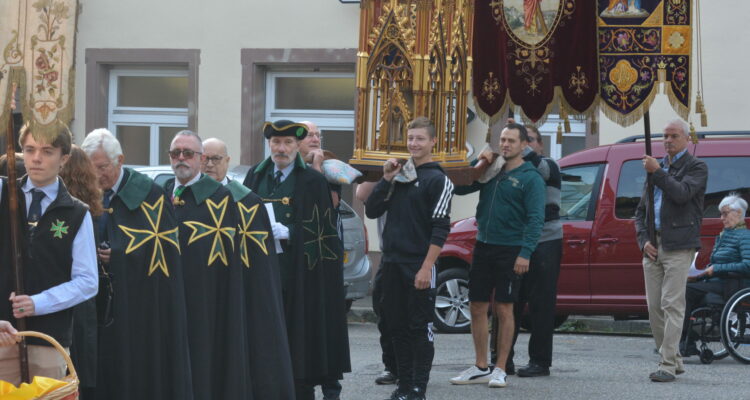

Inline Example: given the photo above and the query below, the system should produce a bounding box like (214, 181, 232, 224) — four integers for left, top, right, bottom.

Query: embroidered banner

(598, 0, 691, 127)
(472, 0, 599, 124)
(0, 0, 78, 138)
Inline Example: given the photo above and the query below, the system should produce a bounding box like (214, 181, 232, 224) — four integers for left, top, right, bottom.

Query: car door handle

(597, 238, 619, 244)
(566, 239, 586, 245)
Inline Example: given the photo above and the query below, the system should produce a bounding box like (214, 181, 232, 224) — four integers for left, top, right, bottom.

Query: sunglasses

(168, 149, 202, 159)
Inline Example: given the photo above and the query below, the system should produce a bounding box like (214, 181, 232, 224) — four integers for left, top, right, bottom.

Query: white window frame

(108, 68, 189, 165)
(264, 71, 356, 156)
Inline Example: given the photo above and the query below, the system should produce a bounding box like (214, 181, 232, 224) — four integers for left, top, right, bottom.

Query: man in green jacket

(449, 123, 545, 390)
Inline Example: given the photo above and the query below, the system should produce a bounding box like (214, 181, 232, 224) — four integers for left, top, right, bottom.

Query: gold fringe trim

(0, 68, 27, 137)
(600, 84, 658, 128)
(472, 90, 511, 128)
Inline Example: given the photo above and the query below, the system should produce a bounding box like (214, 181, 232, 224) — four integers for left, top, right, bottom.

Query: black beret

(262, 120, 308, 140)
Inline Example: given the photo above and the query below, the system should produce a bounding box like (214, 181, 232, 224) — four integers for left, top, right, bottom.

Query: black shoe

(323, 397, 340, 400)
(406, 387, 426, 400)
(679, 341, 699, 357)
(649, 370, 675, 382)
(376, 370, 398, 385)
(505, 361, 515, 376)
(517, 363, 550, 377)
(386, 388, 410, 400)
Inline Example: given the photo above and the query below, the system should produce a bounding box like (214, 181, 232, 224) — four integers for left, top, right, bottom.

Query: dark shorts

(469, 241, 522, 303)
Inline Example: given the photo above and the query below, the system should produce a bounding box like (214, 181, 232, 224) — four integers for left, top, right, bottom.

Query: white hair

(719, 193, 748, 218)
(81, 128, 123, 166)
(174, 130, 203, 151)
(665, 119, 690, 138)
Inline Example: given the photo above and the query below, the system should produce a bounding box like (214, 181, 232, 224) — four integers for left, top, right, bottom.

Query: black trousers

(373, 260, 398, 375)
(509, 239, 562, 368)
(381, 262, 435, 393)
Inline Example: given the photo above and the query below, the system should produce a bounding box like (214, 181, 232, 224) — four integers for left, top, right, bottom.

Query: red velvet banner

(472, 0, 599, 124)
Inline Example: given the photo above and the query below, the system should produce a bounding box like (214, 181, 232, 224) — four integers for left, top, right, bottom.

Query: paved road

(324, 322, 750, 400)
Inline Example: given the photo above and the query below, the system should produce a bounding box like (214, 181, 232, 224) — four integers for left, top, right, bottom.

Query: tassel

(689, 121, 699, 144)
(560, 101, 571, 133)
(590, 113, 598, 135)
(485, 126, 492, 144)
(557, 122, 563, 143)
(701, 111, 708, 127)
(695, 92, 705, 114)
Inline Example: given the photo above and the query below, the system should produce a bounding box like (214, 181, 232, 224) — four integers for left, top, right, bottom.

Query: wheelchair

(683, 292, 730, 364)
(683, 274, 749, 364)
(720, 287, 750, 364)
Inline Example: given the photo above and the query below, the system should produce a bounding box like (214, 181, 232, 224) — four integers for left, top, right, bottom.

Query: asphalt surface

(326, 322, 750, 400)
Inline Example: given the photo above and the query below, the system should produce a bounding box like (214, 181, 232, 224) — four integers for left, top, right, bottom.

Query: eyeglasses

(202, 155, 225, 165)
(168, 149, 202, 159)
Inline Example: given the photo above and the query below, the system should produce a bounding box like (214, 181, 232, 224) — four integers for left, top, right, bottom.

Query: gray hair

(665, 119, 690, 138)
(173, 130, 203, 151)
(719, 193, 748, 218)
(81, 128, 123, 166)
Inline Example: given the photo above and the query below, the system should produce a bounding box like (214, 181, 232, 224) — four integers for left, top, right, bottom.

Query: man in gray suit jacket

(635, 119, 708, 383)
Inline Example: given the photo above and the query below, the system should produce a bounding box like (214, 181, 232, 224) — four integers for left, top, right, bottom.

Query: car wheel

(434, 268, 472, 333)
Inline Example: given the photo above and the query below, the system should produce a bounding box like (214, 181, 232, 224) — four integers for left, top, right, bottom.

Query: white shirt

(1, 178, 99, 316)
(107, 167, 126, 200)
(173, 172, 202, 198)
(220, 176, 229, 185)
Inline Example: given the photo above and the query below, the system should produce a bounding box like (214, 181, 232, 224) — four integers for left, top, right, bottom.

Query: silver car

(134, 165, 371, 310)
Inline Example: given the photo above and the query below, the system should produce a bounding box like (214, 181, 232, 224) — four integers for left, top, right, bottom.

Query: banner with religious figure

(0, 0, 78, 138)
(472, 0, 599, 124)
(598, 0, 691, 127)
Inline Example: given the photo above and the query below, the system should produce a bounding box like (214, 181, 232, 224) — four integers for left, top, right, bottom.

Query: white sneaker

(488, 367, 508, 388)
(449, 365, 493, 385)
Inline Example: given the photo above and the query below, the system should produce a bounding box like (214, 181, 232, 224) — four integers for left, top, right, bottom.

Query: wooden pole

(644, 111, 657, 248)
(5, 85, 30, 383)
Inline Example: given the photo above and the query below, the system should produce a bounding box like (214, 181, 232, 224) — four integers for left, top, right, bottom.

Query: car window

(615, 160, 646, 219)
(702, 157, 750, 218)
(153, 173, 174, 186)
(560, 164, 603, 221)
(615, 156, 750, 219)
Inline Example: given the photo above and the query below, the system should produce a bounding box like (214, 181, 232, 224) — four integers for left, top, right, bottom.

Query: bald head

(299, 121, 322, 158)
(201, 138, 230, 182)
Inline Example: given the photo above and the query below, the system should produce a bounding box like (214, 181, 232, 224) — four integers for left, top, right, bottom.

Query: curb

(348, 307, 652, 335)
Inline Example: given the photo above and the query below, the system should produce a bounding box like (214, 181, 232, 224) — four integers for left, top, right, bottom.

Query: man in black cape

(81, 129, 193, 400)
(164, 130, 248, 400)
(202, 137, 296, 399)
(243, 120, 351, 400)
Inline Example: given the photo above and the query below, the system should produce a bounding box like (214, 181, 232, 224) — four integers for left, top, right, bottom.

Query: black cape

(244, 156, 351, 385)
(225, 179, 295, 399)
(164, 175, 249, 400)
(95, 168, 193, 400)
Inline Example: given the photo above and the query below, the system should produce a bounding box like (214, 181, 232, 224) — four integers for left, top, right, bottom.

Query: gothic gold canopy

(350, 0, 474, 171)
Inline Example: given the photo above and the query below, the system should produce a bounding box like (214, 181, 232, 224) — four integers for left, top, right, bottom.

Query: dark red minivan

(434, 134, 750, 333)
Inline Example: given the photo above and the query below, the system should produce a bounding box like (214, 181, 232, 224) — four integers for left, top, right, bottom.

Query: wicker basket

(9, 331, 79, 400)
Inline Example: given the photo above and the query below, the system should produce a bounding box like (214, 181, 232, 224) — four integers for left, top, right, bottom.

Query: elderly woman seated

(680, 193, 750, 356)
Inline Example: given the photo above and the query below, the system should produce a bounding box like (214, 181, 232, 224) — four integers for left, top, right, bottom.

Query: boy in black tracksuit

(365, 117, 453, 400)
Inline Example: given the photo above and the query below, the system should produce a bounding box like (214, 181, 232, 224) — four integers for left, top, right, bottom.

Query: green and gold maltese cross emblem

(183, 196, 236, 266)
(49, 220, 69, 238)
(118, 196, 180, 277)
(237, 202, 269, 268)
(302, 204, 339, 270)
